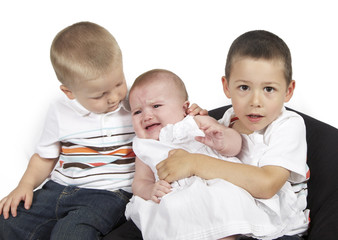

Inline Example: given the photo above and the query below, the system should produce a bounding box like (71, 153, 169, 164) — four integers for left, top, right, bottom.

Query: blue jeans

(0, 180, 131, 240)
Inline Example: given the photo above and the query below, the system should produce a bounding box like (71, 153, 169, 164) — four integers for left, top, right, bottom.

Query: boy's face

(222, 58, 295, 134)
(129, 79, 189, 140)
(61, 65, 128, 114)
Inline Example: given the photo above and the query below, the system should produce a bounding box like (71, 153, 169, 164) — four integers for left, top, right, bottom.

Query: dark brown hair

(225, 30, 292, 85)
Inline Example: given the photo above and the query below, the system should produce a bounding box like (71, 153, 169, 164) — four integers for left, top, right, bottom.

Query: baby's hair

(50, 21, 122, 88)
(225, 30, 292, 85)
(130, 69, 189, 101)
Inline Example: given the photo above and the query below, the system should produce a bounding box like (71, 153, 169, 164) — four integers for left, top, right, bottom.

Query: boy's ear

(284, 80, 296, 103)
(222, 76, 231, 99)
(60, 85, 76, 100)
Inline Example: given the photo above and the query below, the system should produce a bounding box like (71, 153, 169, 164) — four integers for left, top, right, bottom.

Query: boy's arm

(194, 115, 242, 156)
(0, 153, 58, 219)
(132, 157, 171, 203)
(156, 149, 290, 199)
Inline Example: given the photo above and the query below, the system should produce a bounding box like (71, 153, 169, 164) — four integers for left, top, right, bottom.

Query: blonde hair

(130, 69, 189, 101)
(50, 21, 122, 87)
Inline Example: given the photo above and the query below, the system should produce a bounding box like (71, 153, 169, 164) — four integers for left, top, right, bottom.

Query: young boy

(0, 21, 135, 239)
(156, 30, 310, 239)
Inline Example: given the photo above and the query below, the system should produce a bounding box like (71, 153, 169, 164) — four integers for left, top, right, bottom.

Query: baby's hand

(195, 115, 242, 156)
(194, 115, 233, 154)
(187, 103, 208, 116)
(0, 183, 34, 219)
(150, 180, 171, 203)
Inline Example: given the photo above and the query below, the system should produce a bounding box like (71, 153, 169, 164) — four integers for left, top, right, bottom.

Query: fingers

(151, 180, 172, 203)
(1, 197, 13, 219)
(156, 161, 170, 181)
(195, 136, 205, 144)
(167, 149, 177, 157)
(24, 192, 33, 210)
(156, 150, 176, 180)
(0, 197, 7, 216)
(187, 103, 208, 116)
(199, 109, 208, 116)
(8, 196, 22, 218)
(0, 193, 33, 219)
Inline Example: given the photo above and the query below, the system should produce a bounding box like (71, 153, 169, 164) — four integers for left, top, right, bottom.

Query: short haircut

(50, 21, 122, 87)
(130, 69, 188, 101)
(225, 30, 292, 85)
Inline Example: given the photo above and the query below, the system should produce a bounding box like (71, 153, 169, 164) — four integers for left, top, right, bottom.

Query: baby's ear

(183, 101, 190, 111)
(60, 85, 76, 100)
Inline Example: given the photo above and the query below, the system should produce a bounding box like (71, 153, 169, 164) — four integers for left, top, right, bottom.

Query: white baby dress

(125, 111, 309, 240)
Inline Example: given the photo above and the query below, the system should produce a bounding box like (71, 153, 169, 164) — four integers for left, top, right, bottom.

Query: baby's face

(68, 65, 128, 114)
(130, 80, 188, 140)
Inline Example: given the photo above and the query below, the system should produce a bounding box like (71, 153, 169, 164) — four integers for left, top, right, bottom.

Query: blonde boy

(0, 22, 135, 239)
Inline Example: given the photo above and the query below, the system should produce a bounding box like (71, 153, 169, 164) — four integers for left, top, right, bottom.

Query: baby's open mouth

(145, 123, 160, 130)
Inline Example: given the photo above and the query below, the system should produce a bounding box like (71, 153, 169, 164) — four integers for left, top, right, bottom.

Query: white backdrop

(1, 0, 337, 199)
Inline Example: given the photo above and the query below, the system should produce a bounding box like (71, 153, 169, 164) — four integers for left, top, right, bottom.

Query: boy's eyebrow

(233, 79, 250, 84)
(264, 81, 281, 85)
(234, 79, 281, 85)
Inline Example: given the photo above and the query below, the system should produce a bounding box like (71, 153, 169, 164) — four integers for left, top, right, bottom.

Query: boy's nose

(107, 93, 118, 105)
(250, 91, 262, 107)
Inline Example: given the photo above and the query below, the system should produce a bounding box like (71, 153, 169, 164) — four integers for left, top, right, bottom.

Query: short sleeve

(35, 102, 61, 158)
(259, 111, 307, 183)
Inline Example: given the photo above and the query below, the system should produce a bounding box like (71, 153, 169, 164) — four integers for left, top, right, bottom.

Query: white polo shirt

(36, 96, 135, 192)
(219, 107, 308, 183)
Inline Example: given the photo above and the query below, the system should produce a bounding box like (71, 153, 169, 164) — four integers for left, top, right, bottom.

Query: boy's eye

(92, 94, 104, 100)
(239, 85, 249, 91)
(153, 104, 161, 109)
(264, 87, 275, 93)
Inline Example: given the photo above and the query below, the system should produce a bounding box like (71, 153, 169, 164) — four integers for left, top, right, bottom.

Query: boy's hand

(0, 183, 34, 219)
(150, 180, 172, 203)
(156, 149, 196, 183)
(187, 103, 208, 116)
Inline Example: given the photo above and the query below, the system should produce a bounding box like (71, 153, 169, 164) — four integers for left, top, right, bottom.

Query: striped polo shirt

(35, 96, 135, 192)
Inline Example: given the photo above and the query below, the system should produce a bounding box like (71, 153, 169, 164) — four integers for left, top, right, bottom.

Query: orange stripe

(106, 149, 134, 156)
(306, 169, 310, 179)
(90, 162, 106, 167)
(62, 147, 98, 154)
(61, 147, 134, 156)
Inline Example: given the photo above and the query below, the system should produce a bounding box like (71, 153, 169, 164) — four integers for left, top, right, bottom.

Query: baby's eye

(264, 87, 275, 93)
(239, 85, 249, 91)
(133, 110, 141, 115)
(153, 104, 161, 109)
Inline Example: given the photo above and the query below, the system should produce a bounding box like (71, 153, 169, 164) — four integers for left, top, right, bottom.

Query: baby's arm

(194, 115, 242, 156)
(132, 157, 171, 203)
(157, 150, 289, 199)
(0, 153, 58, 219)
